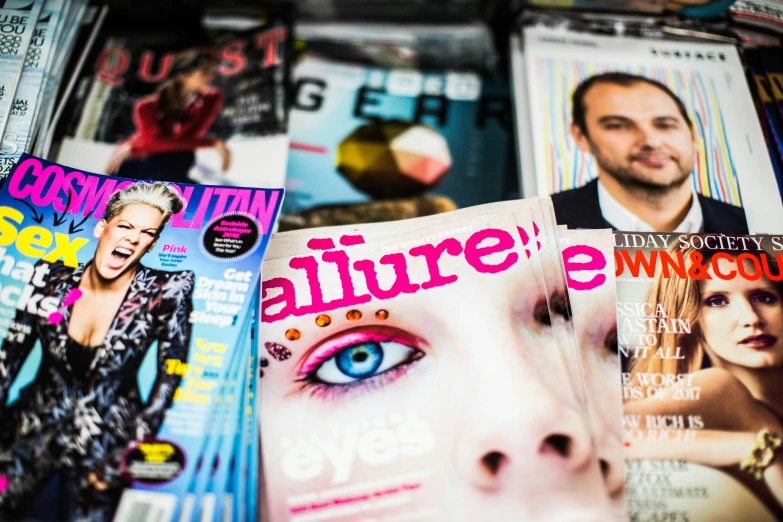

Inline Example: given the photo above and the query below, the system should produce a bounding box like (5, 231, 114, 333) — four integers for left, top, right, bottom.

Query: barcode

(113, 490, 178, 522)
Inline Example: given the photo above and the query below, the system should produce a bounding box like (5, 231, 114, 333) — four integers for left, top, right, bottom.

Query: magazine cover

(189, 295, 255, 522)
(730, 0, 783, 36)
(294, 21, 497, 73)
(616, 231, 783, 521)
(258, 207, 614, 521)
(521, 27, 783, 235)
(52, 12, 291, 190)
(32, 0, 92, 159)
(234, 308, 258, 522)
(26, 0, 84, 155)
(0, 155, 282, 522)
(559, 228, 626, 518)
(0, 0, 65, 177)
(267, 199, 600, 448)
(282, 56, 513, 229)
(744, 49, 783, 202)
(758, 47, 783, 187)
(0, 1, 43, 140)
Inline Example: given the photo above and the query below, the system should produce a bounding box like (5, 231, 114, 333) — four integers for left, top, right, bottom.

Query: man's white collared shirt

(596, 179, 704, 233)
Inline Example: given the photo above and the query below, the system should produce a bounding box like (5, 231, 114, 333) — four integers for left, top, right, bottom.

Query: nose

(454, 341, 595, 493)
(596, 429, 625, 499)
(126, 229, 141, 244)
(636, 125, 663, 149)
(736, 296, 766, 328)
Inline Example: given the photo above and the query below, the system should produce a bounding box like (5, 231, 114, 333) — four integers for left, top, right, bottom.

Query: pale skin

(105, 66, 232, 174)
(67, 203, 164, 491)
(570, 81, 698, 232)
(626, 257, 783, 509)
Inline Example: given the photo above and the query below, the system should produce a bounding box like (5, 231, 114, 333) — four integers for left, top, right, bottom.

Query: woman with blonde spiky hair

(0, 181, 195, 522)
(625, 240, 783, 519)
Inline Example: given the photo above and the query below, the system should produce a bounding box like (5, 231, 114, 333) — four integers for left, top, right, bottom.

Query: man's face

(571, 81, 696, 192)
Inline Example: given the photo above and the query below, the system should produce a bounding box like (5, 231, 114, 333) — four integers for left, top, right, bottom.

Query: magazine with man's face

(518, 27, 783, 236)
(0, 155, 282, 522)
(616, 231, 783, 521)
(258, 205, 617, 521)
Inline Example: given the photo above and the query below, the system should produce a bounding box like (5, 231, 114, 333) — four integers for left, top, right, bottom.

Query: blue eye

(335, 342, 383, 378)
(314, 341, 420, 385)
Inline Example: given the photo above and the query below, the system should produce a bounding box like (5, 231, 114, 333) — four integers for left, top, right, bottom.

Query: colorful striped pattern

(536, 58, 742, 206)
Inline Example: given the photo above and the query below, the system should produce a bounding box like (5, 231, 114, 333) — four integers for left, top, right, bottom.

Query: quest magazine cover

(0, 155, 282, 521)
(50, 11, 291, 191)
(518, 27, 783, 235)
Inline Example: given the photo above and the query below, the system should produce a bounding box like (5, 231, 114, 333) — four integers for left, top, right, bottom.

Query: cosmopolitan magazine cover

(258, 202, 618, 521)
(0, 155, 283, 521)
(517, 27, 783, 235)
(616, 232, 783, 521)
(51, 11, 291, 190)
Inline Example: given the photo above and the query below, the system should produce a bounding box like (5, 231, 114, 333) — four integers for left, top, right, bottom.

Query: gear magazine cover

(50, 9, 291, 191)
(616, 232, 783, 521)
(282, 55, 513, 230)
(518, 27, 783, 235)
(0, 155, 282, 521)
(258, 202, 621, 522)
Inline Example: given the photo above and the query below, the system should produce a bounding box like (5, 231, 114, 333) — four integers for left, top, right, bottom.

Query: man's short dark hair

(571, 72, 693, 135)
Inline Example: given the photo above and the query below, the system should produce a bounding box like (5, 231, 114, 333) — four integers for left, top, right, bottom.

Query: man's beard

(591, 147, 692, 196)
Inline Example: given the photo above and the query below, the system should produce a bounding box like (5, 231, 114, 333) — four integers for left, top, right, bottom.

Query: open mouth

(108, 246, 134, 270)
(740, 334, 778, 350)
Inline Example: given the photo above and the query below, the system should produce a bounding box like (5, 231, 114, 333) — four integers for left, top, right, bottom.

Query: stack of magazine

(259, 197, 783, 521)
(0, 0, 91, 176)
(258, 196, 627, 521)
(0, 159, 782, 521)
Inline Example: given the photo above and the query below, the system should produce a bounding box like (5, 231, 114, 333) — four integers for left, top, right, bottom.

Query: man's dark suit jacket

(551, 179, 750, 234)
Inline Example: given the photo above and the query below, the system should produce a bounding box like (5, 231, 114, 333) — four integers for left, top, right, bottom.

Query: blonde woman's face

(699, 257, 783, 369)
(93, 204, 163, 280)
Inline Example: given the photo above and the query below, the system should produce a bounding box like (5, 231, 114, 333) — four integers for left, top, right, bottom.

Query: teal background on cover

(285, 61, 512, 213)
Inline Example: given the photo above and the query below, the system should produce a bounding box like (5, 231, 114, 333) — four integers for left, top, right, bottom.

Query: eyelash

(294, 359, 423, 400)
(293, 327, 426, 399)
(705, 292, 779, 307)
(602, 123, 676, 130)
(118, 224, 155, 236)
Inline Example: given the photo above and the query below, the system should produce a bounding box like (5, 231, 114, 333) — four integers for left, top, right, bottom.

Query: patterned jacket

(0, 260, 194, 484)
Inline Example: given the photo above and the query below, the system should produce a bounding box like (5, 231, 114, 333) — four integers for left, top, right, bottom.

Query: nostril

(541, 434, 572, 458)
(480, 451, 508, 476)
(599, 459, 610, 479)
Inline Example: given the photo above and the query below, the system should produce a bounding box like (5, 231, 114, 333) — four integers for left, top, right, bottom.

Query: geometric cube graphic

(336, 120, 452, 199)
